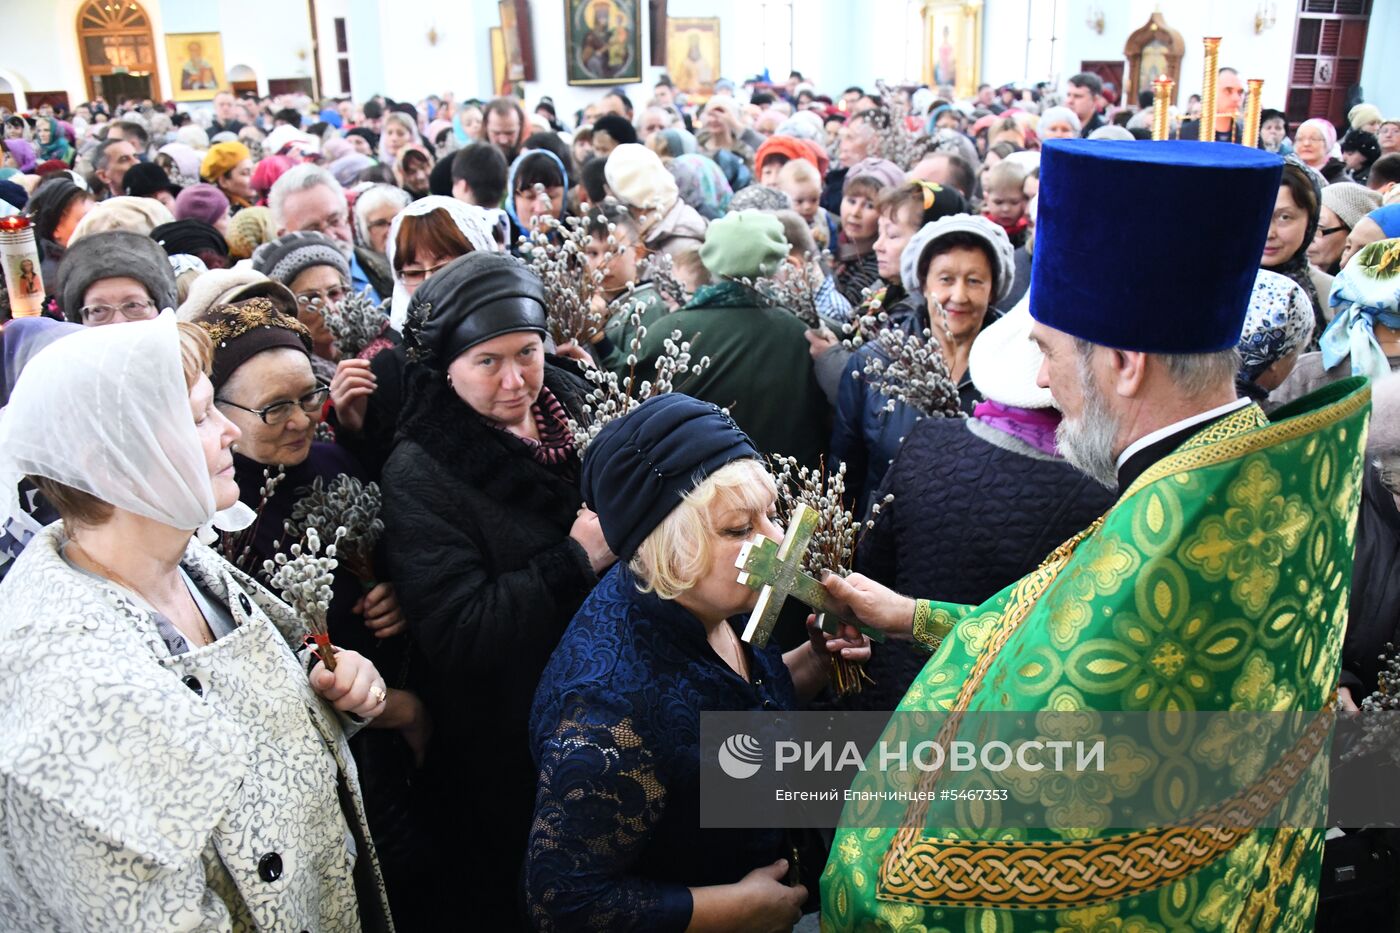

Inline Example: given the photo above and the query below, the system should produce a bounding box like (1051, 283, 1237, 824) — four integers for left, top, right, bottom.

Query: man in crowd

(268, 164, 383, 301)
(481, 97, 527, 161)
(1179, 66, 1246, 143)
(1064, 71, 1105, 137)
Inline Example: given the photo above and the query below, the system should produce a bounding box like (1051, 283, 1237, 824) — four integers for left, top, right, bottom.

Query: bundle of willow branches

(326, 288, 390, 359)
(769, 456, 891, 696)
(284, 474, 384, 586)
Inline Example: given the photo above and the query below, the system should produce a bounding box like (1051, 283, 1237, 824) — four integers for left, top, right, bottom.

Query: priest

(818, 139, 1371, 932)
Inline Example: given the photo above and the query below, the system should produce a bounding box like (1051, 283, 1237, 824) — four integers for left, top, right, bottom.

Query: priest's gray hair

(1073, 339, 1240, 399)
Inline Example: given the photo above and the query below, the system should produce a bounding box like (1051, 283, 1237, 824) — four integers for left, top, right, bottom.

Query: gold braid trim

(911, 601, 957, 652)
(879, 701, 1334, 909)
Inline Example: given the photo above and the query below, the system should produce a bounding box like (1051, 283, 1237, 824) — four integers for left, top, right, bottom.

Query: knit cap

(1322, 182, 1383, 231)
(699, 210, 790, 279)
(56, 230, 179, 319)
(250, 231, 351, 286)
(174, 183, 231, 227)
(604, 143, 678, 211)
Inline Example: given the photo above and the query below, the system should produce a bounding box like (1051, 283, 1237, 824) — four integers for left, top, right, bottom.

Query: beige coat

(0, 525, 393, 932)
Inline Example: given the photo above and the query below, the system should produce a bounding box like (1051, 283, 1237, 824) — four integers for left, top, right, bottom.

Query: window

(1024, 0, 1061, 84)
(334, 16, 351, 94)
(759, 0, 793, 81)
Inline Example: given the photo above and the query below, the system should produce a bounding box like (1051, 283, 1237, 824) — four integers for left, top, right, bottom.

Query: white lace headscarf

(0, 311, 254, 546)
(385, 195, 506, 329)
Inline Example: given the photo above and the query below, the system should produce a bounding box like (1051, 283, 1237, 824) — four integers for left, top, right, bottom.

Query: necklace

(69, 538, 214, 649)
(716, 620, 750, 681)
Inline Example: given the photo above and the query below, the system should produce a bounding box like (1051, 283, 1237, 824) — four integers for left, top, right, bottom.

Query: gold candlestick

(1198, 36, 1221, 142)
(1152, 74, 1174, 141)
(1241, 78, 1264, 147)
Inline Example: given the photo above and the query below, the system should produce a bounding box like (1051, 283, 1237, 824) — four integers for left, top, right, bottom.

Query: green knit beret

(699, 209, 790, 280)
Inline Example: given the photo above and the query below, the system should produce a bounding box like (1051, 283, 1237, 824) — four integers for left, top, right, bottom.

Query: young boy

(582, 203, 672, 373)
(981, 159, 1029, 247)
(671, 247, 712, 301)
(777, 158, 837, 254)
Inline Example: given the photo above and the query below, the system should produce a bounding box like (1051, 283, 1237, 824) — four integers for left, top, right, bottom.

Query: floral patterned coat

(0, 524, 393, 932)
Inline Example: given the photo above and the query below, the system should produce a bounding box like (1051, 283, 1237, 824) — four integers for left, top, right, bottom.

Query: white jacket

(0, 524, 393, 932)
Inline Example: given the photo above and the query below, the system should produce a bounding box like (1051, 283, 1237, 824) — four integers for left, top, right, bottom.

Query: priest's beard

(1057, 352, 1121, 488)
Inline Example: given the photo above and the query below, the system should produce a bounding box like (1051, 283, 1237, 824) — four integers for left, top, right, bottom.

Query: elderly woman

(1262, 158, 1331, 344)
(200, 140, 255, 213)
(354, 182, 412, 258)
(604, 143, 709, 258)
(1341, 204, 1400, 270)
(524, 394, 869, 932)
(832, 214, 1014, 514)
(0, 312, 392, 930)
(1293, 118, 1345, 183)
(252, 230, 358, 378)
(380, 252, 612, 928)
(189, 296, 432, 929)
(1235, 269, 1316, 400)
(55, 229, 178, 325)
(1038, 105, 1082, 140)
(1309, 182, 1382, 275)
(34, 116, 74, 165)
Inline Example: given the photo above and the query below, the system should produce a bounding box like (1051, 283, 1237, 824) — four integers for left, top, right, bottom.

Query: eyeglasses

(399, 260, 455, 286)
(295, 286, 348, 308)
(297, 214, 349, 235)
(1317, 225, 1347, 237)
(81, 298, 157, 324)
(216, 385, 330, 426)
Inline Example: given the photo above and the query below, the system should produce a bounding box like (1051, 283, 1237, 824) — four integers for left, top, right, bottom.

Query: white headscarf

(385, 195, 506, 329)
(0, 312, 254, 545)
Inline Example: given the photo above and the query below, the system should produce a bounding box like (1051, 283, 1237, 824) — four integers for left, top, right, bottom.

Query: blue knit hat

(581, 394, 759, 560)
(1029, 139, 1283, 353)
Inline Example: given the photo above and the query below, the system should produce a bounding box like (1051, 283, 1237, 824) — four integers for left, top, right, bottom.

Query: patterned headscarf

(667, 154, 733, 220)
(1237, 269, 1315, 382)
(1319, 238, 1400, 383)
(1271, 157, 1326, 343)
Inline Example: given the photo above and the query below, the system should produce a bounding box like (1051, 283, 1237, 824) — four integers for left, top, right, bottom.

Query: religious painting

(1124, 11, 1185, 105)
(498, 0, 537, 83)
(164, 32, 225, 102)
(666, 18, 719, 95)
(491, 27, 510, 96)
(921, 0, 982, 102)
(564, 0, 643, 86)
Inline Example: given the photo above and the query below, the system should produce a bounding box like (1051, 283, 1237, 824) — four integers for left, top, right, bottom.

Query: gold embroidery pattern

(912, 602, 957, 652)
(879, 702, 1334, 909)
(1123, 390, 1369, 504)
(883, 519, 1106, 874)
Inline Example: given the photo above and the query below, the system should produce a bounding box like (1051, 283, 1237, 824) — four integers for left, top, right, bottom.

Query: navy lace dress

(525, 564, 797, 932)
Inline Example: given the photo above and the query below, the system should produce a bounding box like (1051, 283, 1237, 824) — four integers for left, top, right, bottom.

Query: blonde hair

(671, 247, 712, 288)
(985, 160, 1027, 193)
(776, 158, 821, 189)
(631, 459, 775, 599)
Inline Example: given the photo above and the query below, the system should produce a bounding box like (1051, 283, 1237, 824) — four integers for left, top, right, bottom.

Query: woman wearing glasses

(189, 295, 435, 931)
(252, 231, 363, 380)
(53, 229, 179, 326)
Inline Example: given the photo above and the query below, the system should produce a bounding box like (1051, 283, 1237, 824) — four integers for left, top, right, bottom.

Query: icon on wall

(165, 32, 226, 102)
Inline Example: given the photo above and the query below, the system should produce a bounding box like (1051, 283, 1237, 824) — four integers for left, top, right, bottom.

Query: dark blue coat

(841, 417, 1115, 712)
(525, 564, 796, 932)
(830, 297, 995, 515)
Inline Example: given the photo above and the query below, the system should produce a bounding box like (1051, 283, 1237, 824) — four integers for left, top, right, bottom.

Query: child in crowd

(777, 158, 837, 254)
(582, 202, 672, 372)
(981, 160, 1029, 248)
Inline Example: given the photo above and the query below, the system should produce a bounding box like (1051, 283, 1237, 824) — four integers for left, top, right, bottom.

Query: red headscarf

(755, 135, 820, 174)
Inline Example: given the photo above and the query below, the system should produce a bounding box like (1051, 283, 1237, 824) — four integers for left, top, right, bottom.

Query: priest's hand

(821, 572, 916, 639)
(330, 358, 376, 433)
(310, 649, 389, 720)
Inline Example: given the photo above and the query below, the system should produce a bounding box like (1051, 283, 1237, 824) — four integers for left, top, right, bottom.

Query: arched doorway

(228, 64, 259, 98)
(76, 0, 161, 102)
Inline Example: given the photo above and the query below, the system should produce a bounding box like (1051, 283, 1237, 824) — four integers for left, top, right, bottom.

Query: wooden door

(1286, 0, 1371, 132)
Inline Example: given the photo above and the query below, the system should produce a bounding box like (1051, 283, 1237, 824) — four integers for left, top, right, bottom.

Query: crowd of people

(2, 59, 1400, 933)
